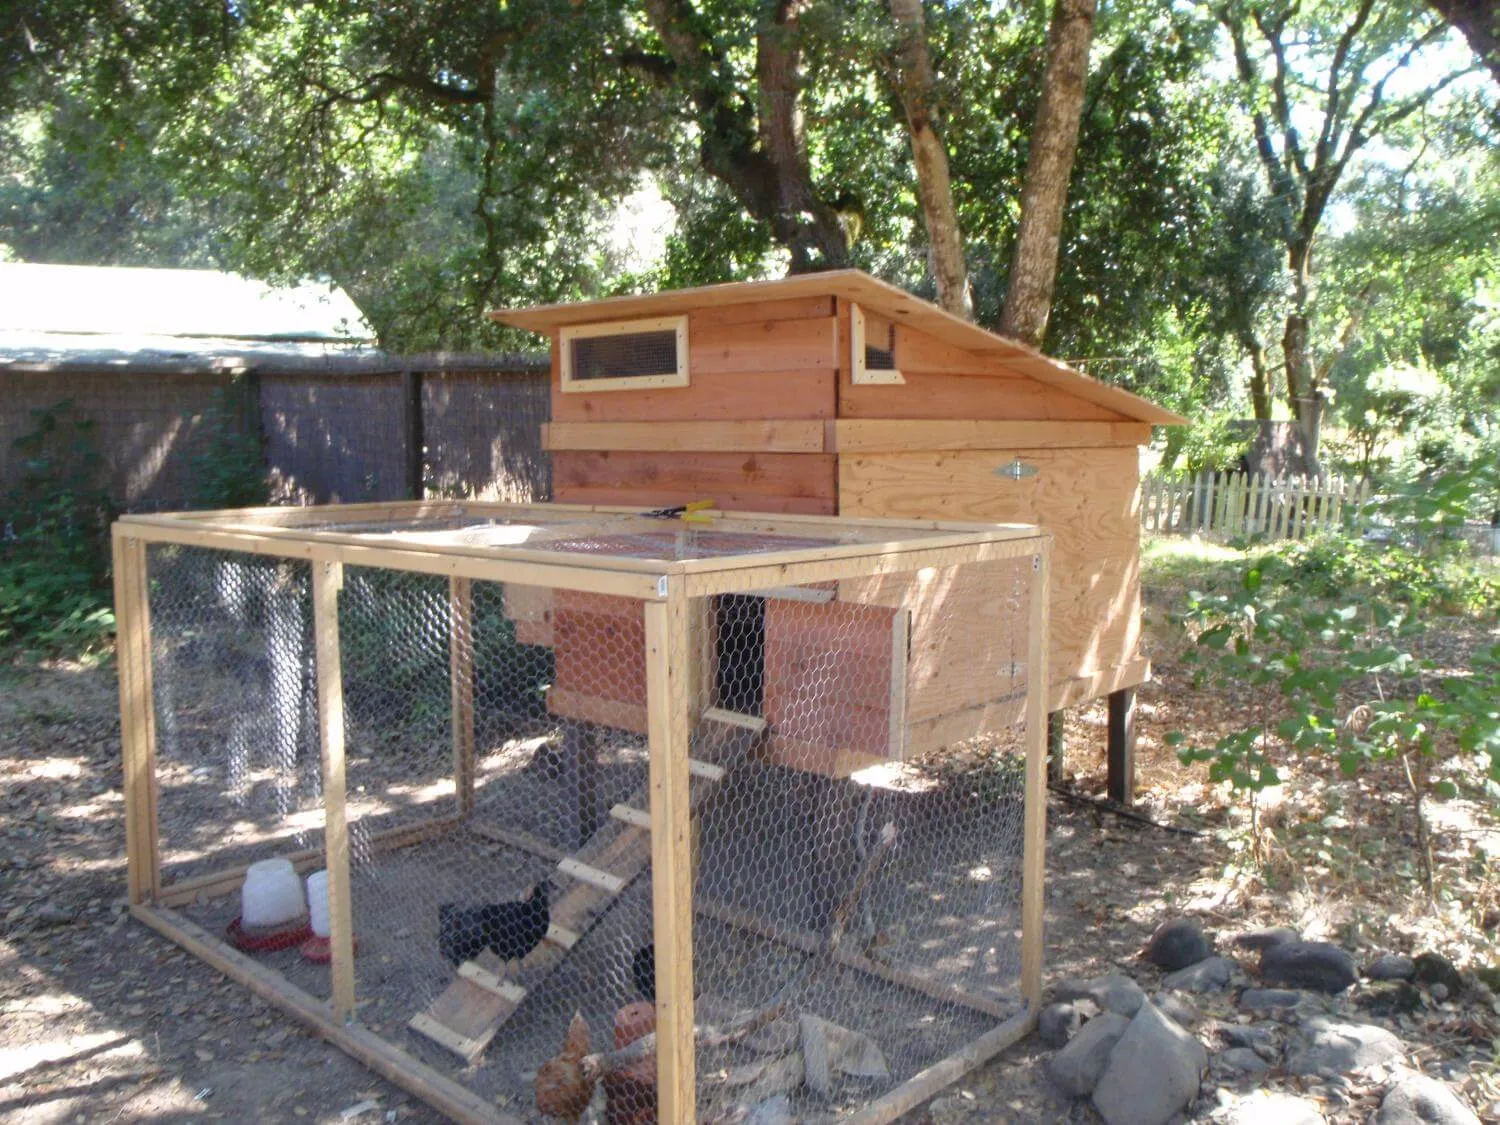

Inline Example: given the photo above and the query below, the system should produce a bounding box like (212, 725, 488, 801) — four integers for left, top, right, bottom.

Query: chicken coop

(114, 501, 1049, 1124)
(492, 271, 1184, 802)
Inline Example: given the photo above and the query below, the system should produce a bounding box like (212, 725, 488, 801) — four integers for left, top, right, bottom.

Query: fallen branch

(1047, 784, 1204, 837)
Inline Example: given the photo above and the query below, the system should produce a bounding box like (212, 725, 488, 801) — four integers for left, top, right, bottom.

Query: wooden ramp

(410, 713, 761, 1061)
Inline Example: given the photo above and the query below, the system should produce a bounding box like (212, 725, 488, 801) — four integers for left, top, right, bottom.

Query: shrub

(0, 401, 116, 656)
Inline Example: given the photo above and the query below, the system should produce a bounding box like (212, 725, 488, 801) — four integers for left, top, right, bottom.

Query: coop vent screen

(560, 315, 688, 392)
(116, 502, 1046, 1125)
(852, 303, 904, 385)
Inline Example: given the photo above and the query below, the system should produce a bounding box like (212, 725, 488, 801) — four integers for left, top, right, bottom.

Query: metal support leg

(1106, 688, 1136, 806)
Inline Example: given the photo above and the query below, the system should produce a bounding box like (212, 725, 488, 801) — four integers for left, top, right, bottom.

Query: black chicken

(438, 881, 552, 967)
(631, 943, 655, 1002)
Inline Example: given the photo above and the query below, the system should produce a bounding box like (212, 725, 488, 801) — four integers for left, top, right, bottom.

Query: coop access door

(536, 587, 909, 777)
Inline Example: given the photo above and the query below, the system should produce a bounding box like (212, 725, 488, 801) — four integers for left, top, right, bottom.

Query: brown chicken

(535, 1011, 596, 1121)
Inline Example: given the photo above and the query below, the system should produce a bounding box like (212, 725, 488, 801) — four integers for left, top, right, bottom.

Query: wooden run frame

(113, 501, 1050, 1125)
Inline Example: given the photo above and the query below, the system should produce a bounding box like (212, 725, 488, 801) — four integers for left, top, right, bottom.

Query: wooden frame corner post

(313, 556, 357, 1022)
(450, 576, 477, 816)
(644, 583, 697, 1121)
(113, 531, 160, 904)
(1020, 539, 1051, 1015)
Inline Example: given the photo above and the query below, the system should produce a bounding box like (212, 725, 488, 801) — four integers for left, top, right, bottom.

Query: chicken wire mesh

(128, 517, 1043, 1124)
(145, 544, 324, 893)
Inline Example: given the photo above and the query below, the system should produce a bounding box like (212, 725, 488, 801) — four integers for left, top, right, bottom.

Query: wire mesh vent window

(115, 503, 1047, 1124)
(569, 331, 679, 381)
(864, 332, 897, 372)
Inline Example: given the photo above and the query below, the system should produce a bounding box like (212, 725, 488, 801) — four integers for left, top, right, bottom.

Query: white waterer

(306, 869, 331, 939)
(240, 857, 307, 930)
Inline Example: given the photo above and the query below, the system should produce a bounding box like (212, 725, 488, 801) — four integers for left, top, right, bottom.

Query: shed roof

(489, 269, 1185, 425)
(0, 262, 375, 342)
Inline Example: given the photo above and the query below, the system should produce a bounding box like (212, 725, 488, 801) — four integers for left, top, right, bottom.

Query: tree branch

(1313, 0, 1378, 173)
(1253, 5, 1309, 181)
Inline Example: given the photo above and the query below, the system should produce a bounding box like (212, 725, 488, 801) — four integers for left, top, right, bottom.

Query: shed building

(491, 270, 1185, 798)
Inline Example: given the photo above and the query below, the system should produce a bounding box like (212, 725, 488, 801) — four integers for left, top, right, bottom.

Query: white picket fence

(1142, 471, 1370, 541)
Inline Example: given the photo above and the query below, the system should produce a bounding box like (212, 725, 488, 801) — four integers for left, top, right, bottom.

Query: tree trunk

(1239, 329, 1272, 420)
(1282, 234, 1321, 472)
(757, 0, 849, 271)
(889, 0, 971, 319)
(639, 0, 848, 271)
(998, 0, 1098, 348)
(1427, 0, 1500, 86)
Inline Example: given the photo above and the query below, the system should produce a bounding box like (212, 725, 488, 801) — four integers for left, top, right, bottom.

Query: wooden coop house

(491, 272, 1185, 802)
(115, 502, 1049, 1123)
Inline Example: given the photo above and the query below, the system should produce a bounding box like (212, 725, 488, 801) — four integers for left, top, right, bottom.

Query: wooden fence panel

(1142, 470, 1368, 541)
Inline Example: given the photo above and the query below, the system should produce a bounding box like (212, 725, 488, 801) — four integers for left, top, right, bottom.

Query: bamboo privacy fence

(113, 501, 1051, 1124)
(1141, 471, 1371, 542)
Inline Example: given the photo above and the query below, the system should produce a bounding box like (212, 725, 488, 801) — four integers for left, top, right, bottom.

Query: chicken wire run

(113, 501, 1050, 1125)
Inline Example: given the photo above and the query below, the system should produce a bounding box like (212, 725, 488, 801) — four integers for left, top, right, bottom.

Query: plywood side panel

(553, 451, 838, 515)
(552, 369, 836, 423)
(839, 449, 1142, 687)
(839, 369, 1128, 422)
(834, 420, 1152, 453)
(839, 559, 1031, 735)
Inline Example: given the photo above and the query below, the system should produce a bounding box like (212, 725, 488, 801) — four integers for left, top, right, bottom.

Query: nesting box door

(547, 591, 648, 732)
(761, 597, 908, 777)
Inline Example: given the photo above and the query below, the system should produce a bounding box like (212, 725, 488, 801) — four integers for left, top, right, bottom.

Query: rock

(1144, 917, 1214, 971)
(800, 1014, 833, 1097)
(1045, 1011, 1131, 1097)
(1375, 1073, 1481, 1125)
(1038, 1002, 1082, 1048)
(1218, 1047, 1272, 1073)
(1285, 1016, 1404, 1075)
(1260, 941, 1358, 993)
(797, 1014, 889, 1092)
(743, 1095, 795, 1125)
(33, 902, 78, 927)
(1430, 982, 1450, 1002)
(1091, 1001, 1207, 1125)
(1221, 1023, 1278, 1055)
(1240, 988, 1304, 1012)
(1153, 991, 1200, 1029)
(1231, 927, 1301, 952)
(1367, 953, 1417, 982)
(1164, 955, 1233, 992)
(1052, 974, 1147, 1018)
(1413, 953, 1464, 995)
(1222, 1091, 1327, 1125)
(1358, 980, 1423, 1017)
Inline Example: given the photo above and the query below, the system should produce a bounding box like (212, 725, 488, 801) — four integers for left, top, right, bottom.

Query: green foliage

(1160, 411, 1253, 473)
(1174, 553, 1486, 787)
(337, 572, 553, 744)
(189, 386, 271, 511)
(1172, 473, 1500, 883)
(1266, 536, 1499, 618)
(0, 401, 116, 656)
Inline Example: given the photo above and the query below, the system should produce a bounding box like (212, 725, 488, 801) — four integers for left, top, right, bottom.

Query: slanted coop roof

(488, 268, 1185, 426)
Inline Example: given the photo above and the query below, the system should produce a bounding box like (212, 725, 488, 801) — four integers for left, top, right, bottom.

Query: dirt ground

(3, 545, 1498, 1123)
